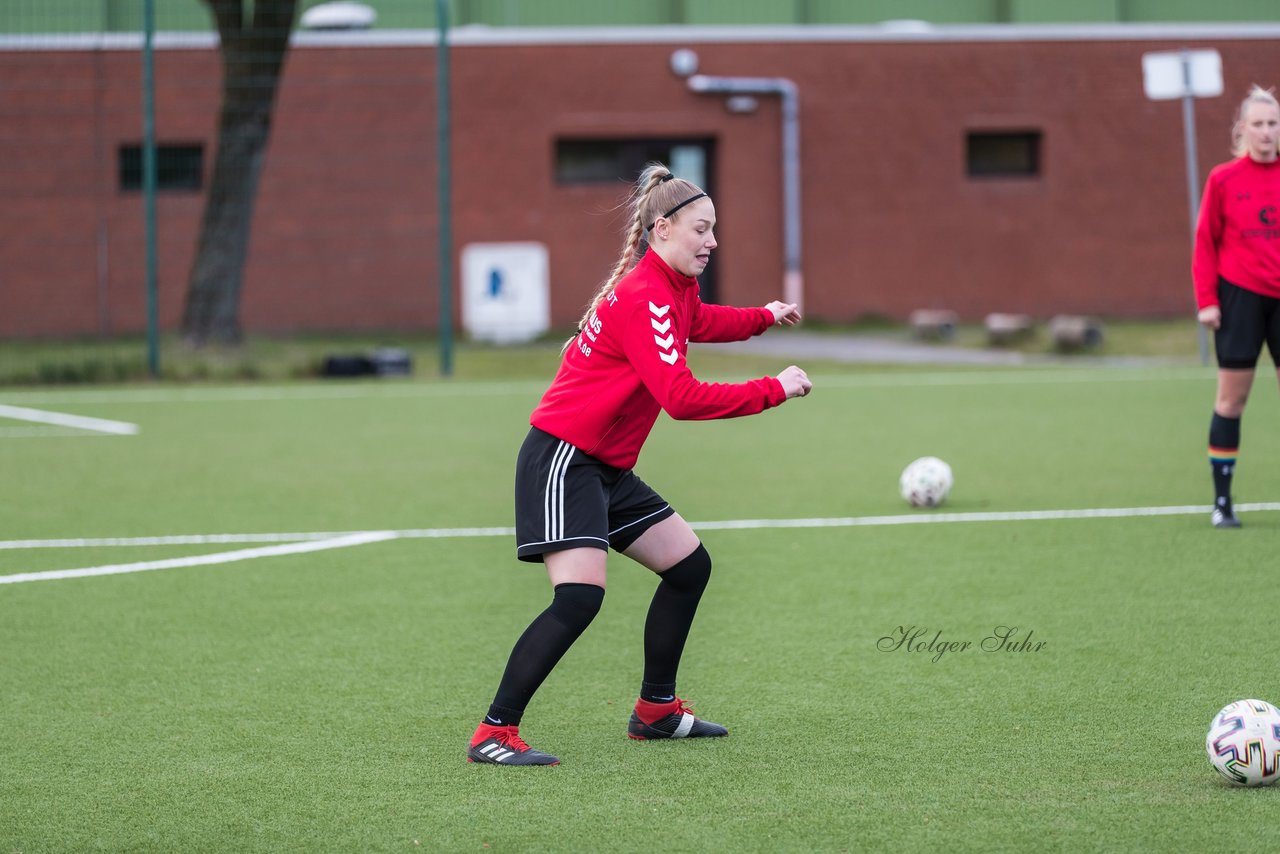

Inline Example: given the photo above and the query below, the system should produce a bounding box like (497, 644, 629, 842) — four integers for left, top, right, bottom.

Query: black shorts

(514, 427, 675, 563)
(1215, 278, 1280, 369)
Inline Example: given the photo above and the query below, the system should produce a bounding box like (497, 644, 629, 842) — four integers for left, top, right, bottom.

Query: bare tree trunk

(183, 0, 296, 347)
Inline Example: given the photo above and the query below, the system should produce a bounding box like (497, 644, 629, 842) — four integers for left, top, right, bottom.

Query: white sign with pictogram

(461, 242, 550, 344)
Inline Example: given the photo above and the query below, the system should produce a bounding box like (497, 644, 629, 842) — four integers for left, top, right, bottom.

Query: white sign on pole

(1141, 49, 1223, 100)
(461, 242, 550, 344)
(1142, 48, 1223, 365)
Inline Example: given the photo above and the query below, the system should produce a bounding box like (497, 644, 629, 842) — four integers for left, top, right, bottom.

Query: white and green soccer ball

(899, 456, 953, 508)
(1203, 701, 1274, 788)
(1206, 699, 1280, 787)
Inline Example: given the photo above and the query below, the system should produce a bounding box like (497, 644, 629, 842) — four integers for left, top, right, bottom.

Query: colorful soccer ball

(1206, 699, 1280, 787)
(899, 456, 953, 508)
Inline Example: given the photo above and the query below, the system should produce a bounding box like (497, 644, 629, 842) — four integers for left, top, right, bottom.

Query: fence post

(436, 0, 453, 377)
(142, 0, 160, 376)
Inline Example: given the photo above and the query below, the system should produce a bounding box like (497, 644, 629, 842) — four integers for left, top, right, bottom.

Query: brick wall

(1, 29, 1275, 337)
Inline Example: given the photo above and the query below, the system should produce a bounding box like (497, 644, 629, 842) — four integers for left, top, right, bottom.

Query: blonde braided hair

(567, 163, 706, 346)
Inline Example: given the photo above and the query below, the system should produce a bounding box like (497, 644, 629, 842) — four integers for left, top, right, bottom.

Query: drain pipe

(686, 74, 803, 311)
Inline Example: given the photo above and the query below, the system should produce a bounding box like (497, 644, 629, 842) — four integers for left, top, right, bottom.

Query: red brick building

(1, 24, 1277, 337)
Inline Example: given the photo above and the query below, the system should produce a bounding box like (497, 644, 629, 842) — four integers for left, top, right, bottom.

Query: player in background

(467, 163, 812, 766)
(1193, 85, 1280, 528)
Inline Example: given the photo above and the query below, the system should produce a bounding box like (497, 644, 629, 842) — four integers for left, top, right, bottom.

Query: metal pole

(142, 0, 159, 377)
(436, 0, 453, 377)
(1181, 52, 1209, 365)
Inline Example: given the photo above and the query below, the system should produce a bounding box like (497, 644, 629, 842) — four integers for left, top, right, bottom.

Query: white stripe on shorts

(544, 440, 574, 543)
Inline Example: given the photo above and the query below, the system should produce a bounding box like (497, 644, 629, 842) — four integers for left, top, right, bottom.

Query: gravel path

(706, 331, 1185, 367)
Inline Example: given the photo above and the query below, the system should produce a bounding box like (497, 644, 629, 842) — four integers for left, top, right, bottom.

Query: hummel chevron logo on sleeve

(649, 302, 678, 365)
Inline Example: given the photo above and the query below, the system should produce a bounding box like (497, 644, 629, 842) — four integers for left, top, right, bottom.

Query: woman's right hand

(1197, 306, 1221, 330)
(777, 365, 812, 399)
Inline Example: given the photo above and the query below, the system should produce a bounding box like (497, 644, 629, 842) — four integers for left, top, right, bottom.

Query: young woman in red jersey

(1193, 86, 1280, 528)
(467, 163, 812, 765)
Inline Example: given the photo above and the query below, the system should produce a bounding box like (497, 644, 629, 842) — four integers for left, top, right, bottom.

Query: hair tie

(659, 173, 676, 183)
(645, 192, 708, 232)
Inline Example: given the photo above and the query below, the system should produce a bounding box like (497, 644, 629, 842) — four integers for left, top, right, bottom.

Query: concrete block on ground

(984, 313, 1034, 346)
(909, 309, 959, 341)
(1049, 315, 1104, 351)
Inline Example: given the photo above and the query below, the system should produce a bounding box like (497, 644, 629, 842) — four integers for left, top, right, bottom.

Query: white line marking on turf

(0, 531, 398, 585)
(0, 427, 129, 439)
(0, 528, 515, 551)
(689, 503, 1280, 529)
(3, 503, 1275, 585)
(0, 403, 139, 435)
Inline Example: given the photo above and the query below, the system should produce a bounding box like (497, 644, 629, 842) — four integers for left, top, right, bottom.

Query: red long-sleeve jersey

(530, 249, 786, 469)
(1192, 156, 1280, 309)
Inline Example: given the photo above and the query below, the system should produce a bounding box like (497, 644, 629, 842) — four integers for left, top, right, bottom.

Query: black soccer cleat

(628, 697, 728, 740)
(467, 723, 560, 766)
(1212, 508, 1242, 529)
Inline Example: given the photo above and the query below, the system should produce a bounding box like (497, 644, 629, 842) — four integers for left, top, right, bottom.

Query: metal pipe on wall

(687, 74, 804, 311)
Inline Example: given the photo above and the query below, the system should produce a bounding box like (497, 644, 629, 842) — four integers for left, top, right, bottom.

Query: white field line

(0, 527, 516, 551)
(0, 403, 139, 435)
(689, 503, 1280, 529)
(0, 531, 399, 585)
(0, 427, 128, 439)
(2, 503, 1277, 586)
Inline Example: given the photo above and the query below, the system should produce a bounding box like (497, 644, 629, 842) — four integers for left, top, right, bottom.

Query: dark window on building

(119, 143, 204, 192)
(555, 137, 720, 301)
(966, 131, 1041, 178)
(555, 138, 712, 185)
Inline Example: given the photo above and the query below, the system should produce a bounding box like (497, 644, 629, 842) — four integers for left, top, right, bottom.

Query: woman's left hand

(1197, 305, 1221, 330)
(766, 301, 802, 326)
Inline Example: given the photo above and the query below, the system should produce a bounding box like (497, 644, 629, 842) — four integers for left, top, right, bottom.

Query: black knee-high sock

(485, 582, 604, 727)
(1209, 413, 1240, 515)
(640, 545, 712, 702)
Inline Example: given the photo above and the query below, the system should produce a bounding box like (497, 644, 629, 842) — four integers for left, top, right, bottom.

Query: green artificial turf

(2, 361, 1277, 851)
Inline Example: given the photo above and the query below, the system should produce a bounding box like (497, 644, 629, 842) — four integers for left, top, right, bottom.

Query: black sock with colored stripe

(1208, 413, 1240, 516)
